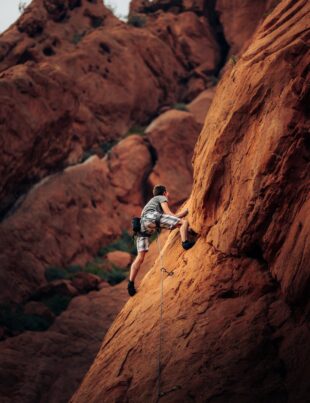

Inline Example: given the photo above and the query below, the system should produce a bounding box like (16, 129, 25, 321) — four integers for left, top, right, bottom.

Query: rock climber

(128, 184, 195, 296)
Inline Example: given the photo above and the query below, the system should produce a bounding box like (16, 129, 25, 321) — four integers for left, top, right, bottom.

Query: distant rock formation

(70, 1, 310, 402)
(0, 0, 270, 218)
(0, 282, 128, 403)
(0, 1, 284, 401)
(0, 135, 153, 303)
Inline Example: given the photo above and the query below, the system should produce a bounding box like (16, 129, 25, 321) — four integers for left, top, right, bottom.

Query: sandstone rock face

(0, 1, 285, 401)
(0, 283, 128, 403)
(215, 0, 274, 55)
(147, 11, 221, 74)
(0, 135, 153, 304)
(0, 0, 118, 70)
(0, 0, 271, 217)
(146, 109, 202, 208)
(0, 63, 78, 216)
(187, 86, 216, 125)
(0, 0, 182, 215)
(70, 2, 310, 402)
(190, 0, 310, 305)
(136, 231, 170, 286)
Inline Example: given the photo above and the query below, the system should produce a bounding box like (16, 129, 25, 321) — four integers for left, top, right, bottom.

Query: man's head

(153, 184, 167, 196)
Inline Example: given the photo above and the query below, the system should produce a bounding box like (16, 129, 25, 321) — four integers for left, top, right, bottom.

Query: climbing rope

(155, 232, 181, 401)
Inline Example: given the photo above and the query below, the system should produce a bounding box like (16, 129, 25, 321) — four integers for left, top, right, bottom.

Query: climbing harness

(155, 232, 181, 401)
(132, 213, 162, 239)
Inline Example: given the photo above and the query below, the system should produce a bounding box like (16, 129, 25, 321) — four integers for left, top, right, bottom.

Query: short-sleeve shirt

(141, 195, 167, 217)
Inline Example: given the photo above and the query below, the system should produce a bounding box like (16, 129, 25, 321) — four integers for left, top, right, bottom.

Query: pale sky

(0, 0, 131, 33)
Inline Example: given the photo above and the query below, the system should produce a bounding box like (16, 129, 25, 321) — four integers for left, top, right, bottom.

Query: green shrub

(42, 295, 72, 316)
(90, 16, 103, 28)
(126, 125, 146, 136)
(45, 266, 68, 282)
(208, 75, 219, 86)
(172, 103, 188, 111)
(101, 266, 127, 285)
(71, 32, 85, 44)
(45, 265, 84, 281)
(0, 304, 51, 332)
(81, 148, 96, 162)
(98, 231, 136, 256)
(84, 262, 107, 280)
(67, 264, 82, 273)
(230, 55, 238, 66)
(93, 256, 104, 264)
(127, 14, 146, 28)
(100, 140, 117, 154)
(83, 261, 127, 285)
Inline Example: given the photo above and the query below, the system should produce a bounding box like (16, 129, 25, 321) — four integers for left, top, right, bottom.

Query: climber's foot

(188, 228, 198, 236)
(182, 240, 195, 250)
(128, 280, 137, 297)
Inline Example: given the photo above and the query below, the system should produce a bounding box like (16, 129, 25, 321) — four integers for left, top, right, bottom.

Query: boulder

(0, 0, 187, 216)
(32, 280, 79, 299)
(70, 2, 310, 402)
(187, 86, 216, 125)
(23, 301, 55, 321)
(146, 109, 202, 208)
(215, 0, 272, 55)
(106, 251, 132, 269)
(0, 135, 153, 304)
(98, 281, 110, 290)
(148, 11, 221, 75)
(71, 272, 101, 294)
(0, 282, 128, 403)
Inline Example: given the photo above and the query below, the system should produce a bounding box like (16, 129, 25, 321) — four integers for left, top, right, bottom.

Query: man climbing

(128, 184, 195, 296)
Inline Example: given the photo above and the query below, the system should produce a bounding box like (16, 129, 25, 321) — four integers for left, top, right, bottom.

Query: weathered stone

(33, 279, 79, 299)
(146, 109, 202, 208)
(0, 135, 153, 304)
(216, 0, 273, 55)
(187, 86, 216, 125)
(70, 2, 310, 402)
(106, 251, 132, 269)
(23, 301, 55, 321)
(0, 283, 128, 403)
(71, 272, 101, 294)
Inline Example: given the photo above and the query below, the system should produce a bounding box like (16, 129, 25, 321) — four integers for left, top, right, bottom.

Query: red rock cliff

(0, 0, 269, 304)
(70, 1, 310, 402)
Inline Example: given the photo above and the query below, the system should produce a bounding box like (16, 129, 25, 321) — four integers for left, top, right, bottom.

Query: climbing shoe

(182, 240, 195, 250)
(127, 280, 137, 297)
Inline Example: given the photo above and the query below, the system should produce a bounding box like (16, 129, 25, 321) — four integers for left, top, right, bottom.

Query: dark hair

(153, 185, 166, 196)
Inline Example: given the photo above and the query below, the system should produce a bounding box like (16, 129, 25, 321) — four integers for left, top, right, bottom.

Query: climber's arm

(176, 208, 188, 218)
(161, 201, 175, 216)
(161, 202, 188, 218)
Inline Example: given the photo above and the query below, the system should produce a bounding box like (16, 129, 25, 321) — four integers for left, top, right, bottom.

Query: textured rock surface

(146, 11, 221, 73)
(215, 0, 277, 55)
(0, 0, 272, 217)
(0, 135, 152, 303)
(70, 272, 102, 294)
(146, 109, 202, 208)
(70, 1, 310, 402)
(0, 63, 79, 216)
(0, 283, 128, 403)
(187, 86, 216, 125)
(106, 251, 132, 269)
(190, 0, 310, 305)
